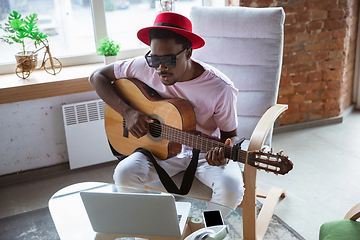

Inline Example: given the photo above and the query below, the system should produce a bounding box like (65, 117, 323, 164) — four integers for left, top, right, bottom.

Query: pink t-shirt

(114, 56, 238, 139)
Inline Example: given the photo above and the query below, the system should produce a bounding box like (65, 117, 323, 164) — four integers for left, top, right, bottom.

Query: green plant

(97, 37, 120, 56)
(0, 11, 48, 55)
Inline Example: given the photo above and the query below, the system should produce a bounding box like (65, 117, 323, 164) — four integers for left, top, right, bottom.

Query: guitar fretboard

(149, 122, 249, 163)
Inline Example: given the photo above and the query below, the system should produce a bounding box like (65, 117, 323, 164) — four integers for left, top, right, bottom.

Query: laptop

(80, 191, 191, 237)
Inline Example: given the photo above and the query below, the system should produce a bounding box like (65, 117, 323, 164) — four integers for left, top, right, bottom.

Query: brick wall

(237, 0, 359, 125)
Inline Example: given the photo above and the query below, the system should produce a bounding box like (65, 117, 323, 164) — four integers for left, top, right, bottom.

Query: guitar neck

(155, 122, 247, 163)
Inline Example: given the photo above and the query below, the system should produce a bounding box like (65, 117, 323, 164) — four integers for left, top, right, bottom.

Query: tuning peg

(267, 147, 274, 154)
(277, 150, 284, 155)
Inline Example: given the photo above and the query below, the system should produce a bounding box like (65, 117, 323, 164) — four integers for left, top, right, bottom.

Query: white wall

(0, 91, 100, 176)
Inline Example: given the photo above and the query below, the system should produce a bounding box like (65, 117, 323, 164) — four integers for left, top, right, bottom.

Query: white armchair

(146, 6, 288, 240)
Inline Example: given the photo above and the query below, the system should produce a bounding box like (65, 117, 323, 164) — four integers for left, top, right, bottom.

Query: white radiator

(62, 99, 116, 169)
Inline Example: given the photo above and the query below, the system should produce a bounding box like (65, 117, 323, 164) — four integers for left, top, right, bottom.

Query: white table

(48, 182, 243, 239)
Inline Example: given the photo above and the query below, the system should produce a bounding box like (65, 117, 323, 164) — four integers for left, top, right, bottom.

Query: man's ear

(187, 48, 193, 59)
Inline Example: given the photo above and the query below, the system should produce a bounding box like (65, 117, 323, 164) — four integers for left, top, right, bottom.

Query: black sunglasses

(145, 48, 188, 69)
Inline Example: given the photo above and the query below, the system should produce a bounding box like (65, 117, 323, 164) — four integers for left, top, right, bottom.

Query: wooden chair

(146, 6, 288, 240)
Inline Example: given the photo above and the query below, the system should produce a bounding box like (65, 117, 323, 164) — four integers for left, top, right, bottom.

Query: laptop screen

(80, 191, 191, 237)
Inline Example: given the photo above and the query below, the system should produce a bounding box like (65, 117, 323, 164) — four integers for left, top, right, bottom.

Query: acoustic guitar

(105, 78, 293, 175)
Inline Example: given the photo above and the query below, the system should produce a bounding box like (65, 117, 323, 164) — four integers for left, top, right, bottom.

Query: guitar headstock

(247, 148, 293, 175)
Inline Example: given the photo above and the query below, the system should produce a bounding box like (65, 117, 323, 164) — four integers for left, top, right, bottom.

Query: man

(89, 12, 244, 209)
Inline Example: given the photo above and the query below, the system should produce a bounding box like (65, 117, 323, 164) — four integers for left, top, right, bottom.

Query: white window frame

(0, 0, 226, 75)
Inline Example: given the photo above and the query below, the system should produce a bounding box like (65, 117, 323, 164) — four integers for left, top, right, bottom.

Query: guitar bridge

(123, 118, 129, 138)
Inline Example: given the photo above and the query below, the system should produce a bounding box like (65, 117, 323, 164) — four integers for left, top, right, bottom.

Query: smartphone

(202, 210, 224, 227)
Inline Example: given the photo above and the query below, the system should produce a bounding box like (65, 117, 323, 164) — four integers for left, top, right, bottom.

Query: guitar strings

(150, 122, 235, 157)
(148, 122, 283, 173)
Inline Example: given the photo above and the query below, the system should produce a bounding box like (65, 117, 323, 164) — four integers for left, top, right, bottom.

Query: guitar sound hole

(149, 119, 161, 138)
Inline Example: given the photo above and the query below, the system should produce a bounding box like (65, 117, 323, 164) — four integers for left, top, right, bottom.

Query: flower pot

(104, 55, 117, 65)
(15, 51, 38, 72)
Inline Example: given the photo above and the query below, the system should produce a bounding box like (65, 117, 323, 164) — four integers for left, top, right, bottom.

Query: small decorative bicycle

(15, 39, 62, 79)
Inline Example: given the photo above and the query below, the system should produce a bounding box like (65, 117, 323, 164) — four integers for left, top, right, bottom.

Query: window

(0, 0, 205, 74)
(0, 0, 97, 62)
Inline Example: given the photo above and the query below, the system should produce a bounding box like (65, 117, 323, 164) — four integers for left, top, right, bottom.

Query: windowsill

(0, 63, 104, 104)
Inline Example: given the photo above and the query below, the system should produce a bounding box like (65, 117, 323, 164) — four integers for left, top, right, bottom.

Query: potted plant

(97, 36, 120, 65)
(0, 11, 48, 74)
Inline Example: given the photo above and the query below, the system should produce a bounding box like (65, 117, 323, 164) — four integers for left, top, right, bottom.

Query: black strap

(134, 147, 200, 195)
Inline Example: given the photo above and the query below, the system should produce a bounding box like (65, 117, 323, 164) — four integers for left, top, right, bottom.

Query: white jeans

(113, 148, 244, 209)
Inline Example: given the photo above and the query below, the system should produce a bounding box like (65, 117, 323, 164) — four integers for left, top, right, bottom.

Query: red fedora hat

(137, 12, 205, 49)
